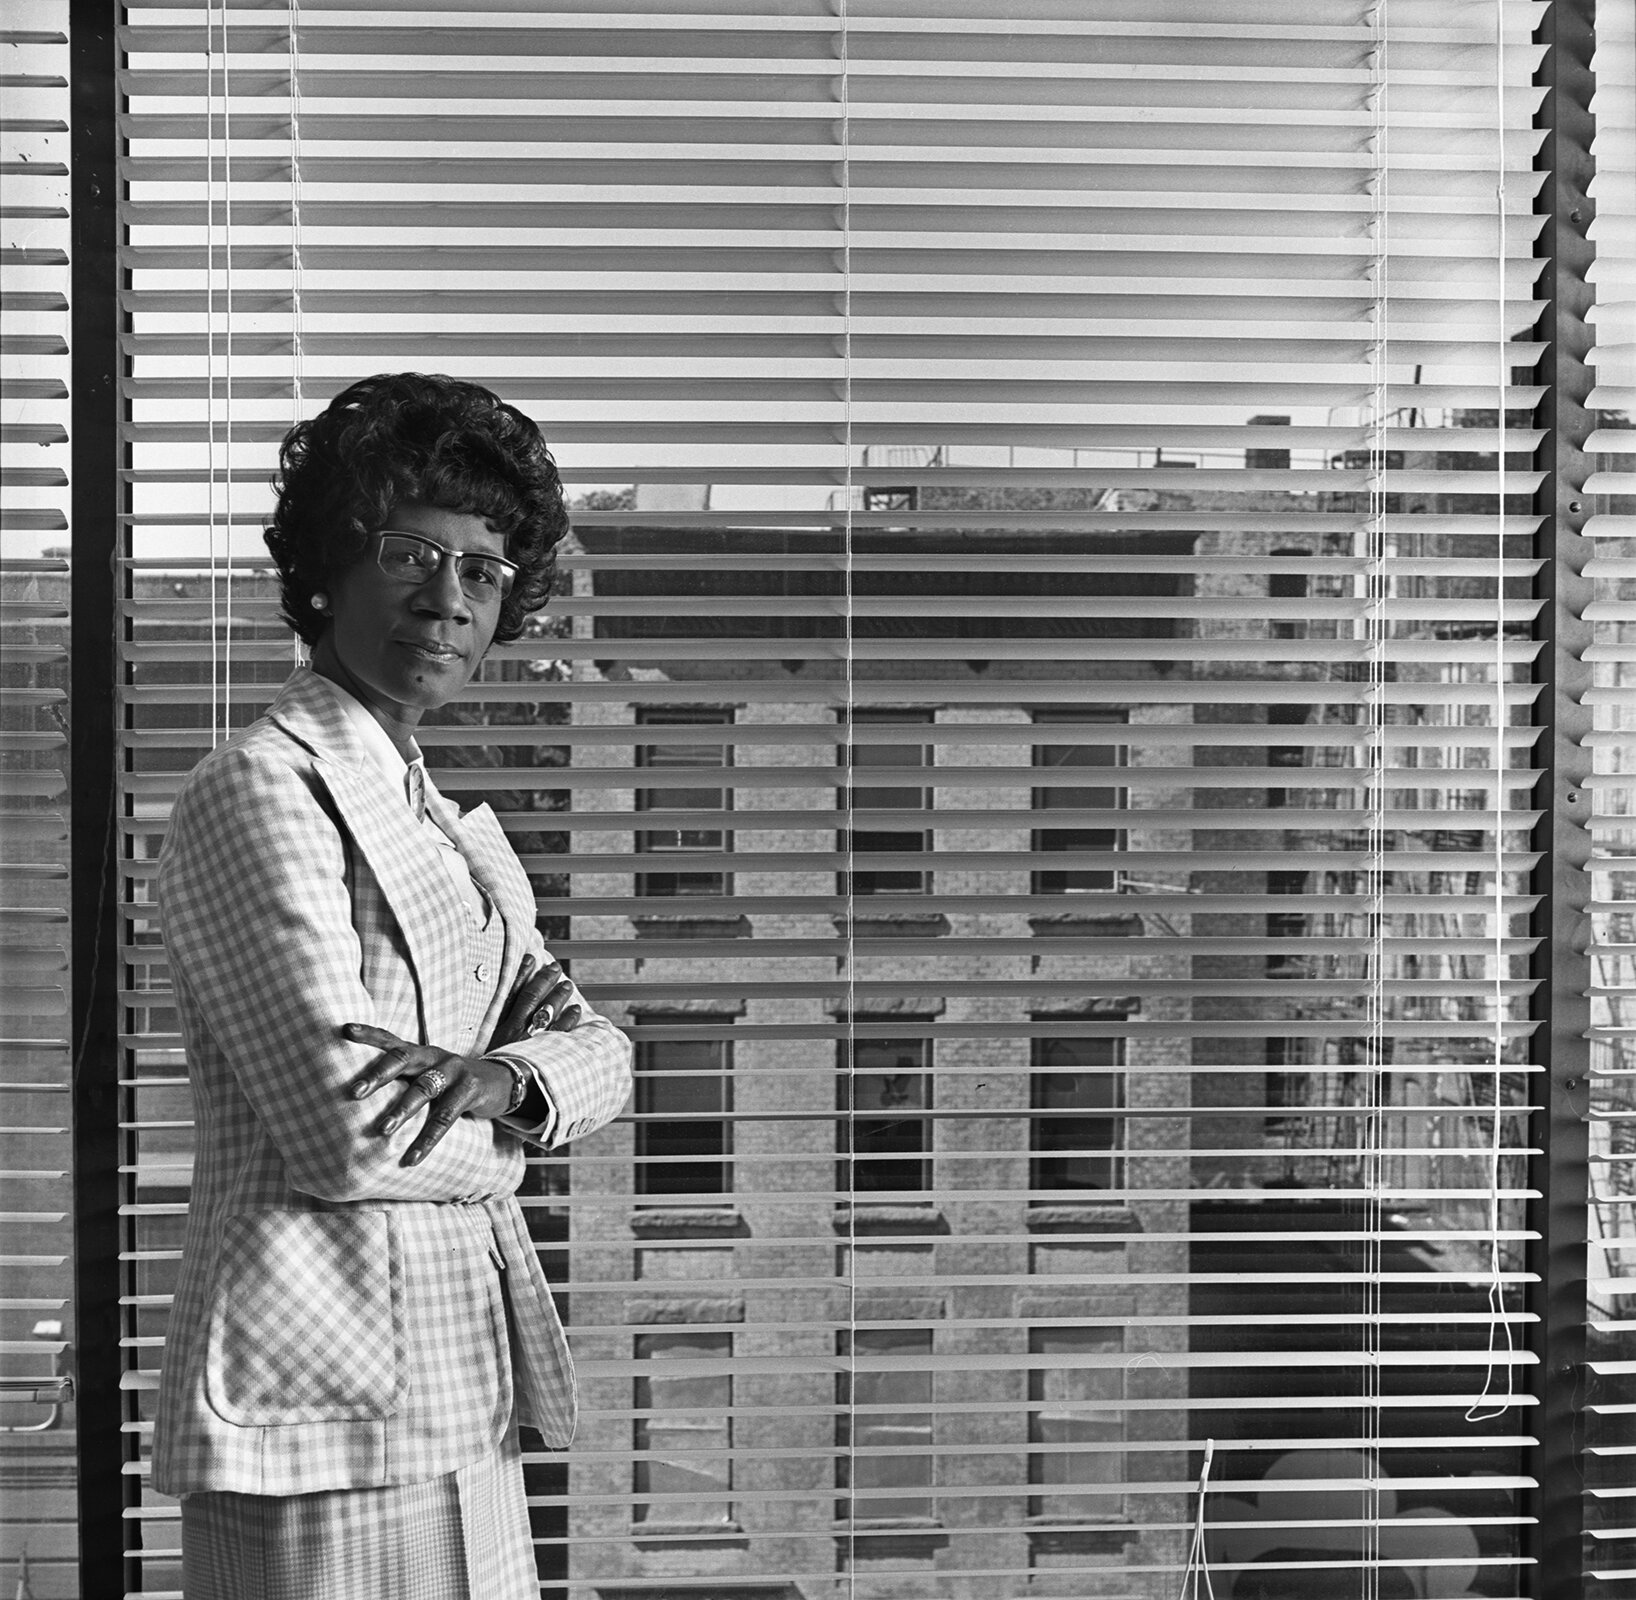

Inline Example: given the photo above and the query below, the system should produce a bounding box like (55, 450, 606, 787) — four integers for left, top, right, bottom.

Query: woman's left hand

(343, 1024, 514, 1166)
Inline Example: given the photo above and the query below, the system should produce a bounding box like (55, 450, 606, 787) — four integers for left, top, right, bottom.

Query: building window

(1031, 1035, 1124, 1195)
(1029, 1326, 1124, 1522)
(862, 485, 918, 512)
(1264, 1034, 1307, 1134)
(636, 1028, 731, 1201)
(636, 707, 731, 899)
(1268, 548, 1309, 640)
(1266, 868, 1306, 944)
(635, 1330, 732, 1528)
(1266, 869, 1309, 1122)
(842, 708, 932, 896)
(1266, 701, 1308, 808)
(1032, 712, 1124, 894)
(838, 1327, 934, 1522)
(1246, 414, 1292, 471)
(839, 1035, 932, 1194)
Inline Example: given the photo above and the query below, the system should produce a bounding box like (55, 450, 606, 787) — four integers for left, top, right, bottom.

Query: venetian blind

(0, 4, 79, 1595)
(113, 2, 1577, 1597)
(1584, 0, 1636, 1588)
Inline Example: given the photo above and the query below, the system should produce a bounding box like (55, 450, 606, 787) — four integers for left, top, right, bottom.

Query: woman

(154, 373, 633, 1597)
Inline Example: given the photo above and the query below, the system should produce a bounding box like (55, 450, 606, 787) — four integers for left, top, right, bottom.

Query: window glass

(636, 1032, 731, 1201)
(1032, 714, 1125, 894)
(1031, 1038, 1124, 1194)
(838, 1328, 934, 1523)
(637, 708, 731, 899)
(635, 1331, 733, 1528)
(1029, 1327, 1125, 1523)
(840, 1037, 932, 1194)
(843, 709, 931, 896)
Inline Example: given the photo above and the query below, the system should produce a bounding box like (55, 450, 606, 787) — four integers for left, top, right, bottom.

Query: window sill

(834, 1204, 948, 1236)
(632, 914, 749, 939)
(836, 1518, 950, 1556)
(1026, 1203, 1141, 1233)
(837, 1516, 944, 1533)
(1028, 912, 1143, 938)
(1026, 1517, 1137, 1555)
(631, 1519, 745, 1545)
(834, 911, 949, 939)
(631, 1207, 747, 1238)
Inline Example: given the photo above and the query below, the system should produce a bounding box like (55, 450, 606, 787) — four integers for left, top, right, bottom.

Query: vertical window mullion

(69, 0, 133, 1589)
(1528, 2, 1598, 1592)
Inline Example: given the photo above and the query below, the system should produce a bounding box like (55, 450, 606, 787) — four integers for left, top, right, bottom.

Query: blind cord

(838, 2, 857, 1591)
(205, 0, 234, 747)
(288, 0, 305, 668)
(220, 0, 234, 748)
(288, 0, 303, 419)
(1468, 0, 1517, 1428)
(205, 5, 219, 746)
(1175, 1437, 1217, 1600)
(1365, 5, 1390, 1586)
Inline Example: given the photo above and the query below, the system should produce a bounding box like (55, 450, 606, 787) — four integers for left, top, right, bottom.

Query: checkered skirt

(180, 1427, 537, 1599)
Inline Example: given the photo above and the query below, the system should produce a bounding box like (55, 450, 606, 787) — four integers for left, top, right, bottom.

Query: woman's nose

(415, 558, 471, 619)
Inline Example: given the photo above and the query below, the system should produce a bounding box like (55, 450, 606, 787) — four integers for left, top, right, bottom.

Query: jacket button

(474, 963, 489, 983)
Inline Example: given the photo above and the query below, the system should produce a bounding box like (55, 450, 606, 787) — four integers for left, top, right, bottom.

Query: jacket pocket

(205, 1210, 407, 1425)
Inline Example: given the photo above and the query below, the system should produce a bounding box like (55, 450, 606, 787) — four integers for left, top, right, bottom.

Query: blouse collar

(298, 668, 430, 822)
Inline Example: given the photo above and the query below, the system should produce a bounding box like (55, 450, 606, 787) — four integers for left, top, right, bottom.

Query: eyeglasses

(374, 530, 519, 601)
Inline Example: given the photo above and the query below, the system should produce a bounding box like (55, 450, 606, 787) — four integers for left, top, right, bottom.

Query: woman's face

(310, 500, 508, 745)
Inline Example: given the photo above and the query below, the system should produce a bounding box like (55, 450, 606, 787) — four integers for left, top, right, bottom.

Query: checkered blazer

(153, 669, 632, 1498)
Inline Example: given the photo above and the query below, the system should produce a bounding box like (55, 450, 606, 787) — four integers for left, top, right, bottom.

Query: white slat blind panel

(0, 4, 78, 1595)
(116, 3, 1559, 1596)
(1584, 2, 1636, 1591)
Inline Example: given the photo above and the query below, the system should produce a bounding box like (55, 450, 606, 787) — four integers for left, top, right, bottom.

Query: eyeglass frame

(372, 528, 520, 601)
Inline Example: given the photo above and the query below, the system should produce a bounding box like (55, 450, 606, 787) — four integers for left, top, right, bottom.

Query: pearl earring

(311, 593, 329, 612)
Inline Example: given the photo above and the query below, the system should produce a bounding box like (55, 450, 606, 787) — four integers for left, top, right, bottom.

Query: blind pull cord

(288, 0, 305, 668)
(837, 3, 859, 1592)
(205, 0, 234, 747)
(1175, 1437, 1217, 1600)
(1468, 0, 1518, 1428)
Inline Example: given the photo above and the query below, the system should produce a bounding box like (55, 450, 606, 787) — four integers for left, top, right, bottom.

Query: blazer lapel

(266, 672, 468, 1048)
(315, 760, 468, 1050)
(443, 795, 536, 935)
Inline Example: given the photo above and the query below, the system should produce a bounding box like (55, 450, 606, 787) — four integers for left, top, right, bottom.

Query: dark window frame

(840, 707, 933, 897)
(634, 1024, 733, 1202)
(635, 706, 733, 900)
(1031, 712, 1126, 895)
(1030, 1034, 1126, 1196)
(838, 1033, 934, 1195)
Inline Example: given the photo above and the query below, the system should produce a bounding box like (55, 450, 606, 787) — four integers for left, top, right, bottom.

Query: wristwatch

(492, 1055, 532, 1117)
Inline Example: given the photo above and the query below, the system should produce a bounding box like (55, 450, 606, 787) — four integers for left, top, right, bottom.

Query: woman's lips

(397, 639, 465, 663)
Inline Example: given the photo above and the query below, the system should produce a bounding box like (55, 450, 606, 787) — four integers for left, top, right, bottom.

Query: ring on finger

(526, 1003, 554, 1036)
(415, 1066, 450, 1100)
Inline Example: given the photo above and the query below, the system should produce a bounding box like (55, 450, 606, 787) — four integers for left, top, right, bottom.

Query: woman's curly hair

(265, 372, 569, 646)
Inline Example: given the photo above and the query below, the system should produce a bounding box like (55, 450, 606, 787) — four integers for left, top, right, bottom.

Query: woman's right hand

(489, 953, 581, 1052)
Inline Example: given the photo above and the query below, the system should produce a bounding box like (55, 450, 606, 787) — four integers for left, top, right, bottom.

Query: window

(1268, 549, 1310, 641)
(838, 1328, 934, 1523)
(839, 1036, 932, 1195)
(635, 1330, 733, 1529)
(1032, 715, 1124, 894)
(636, 708, 731, 899)
(1265, 703, 1309, 809)
(1263, 1036, 1307, 1135)
(36, 5, 1628, 1597)
(635, 1029, 731, 1202)
(1246, 416, 1292, 472)
(1029, 1327, 1125, 1524)
(1265, 870, 1307, 943)
(842, 709, 932, 896)
(1031, 1038, 1124, 1195)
